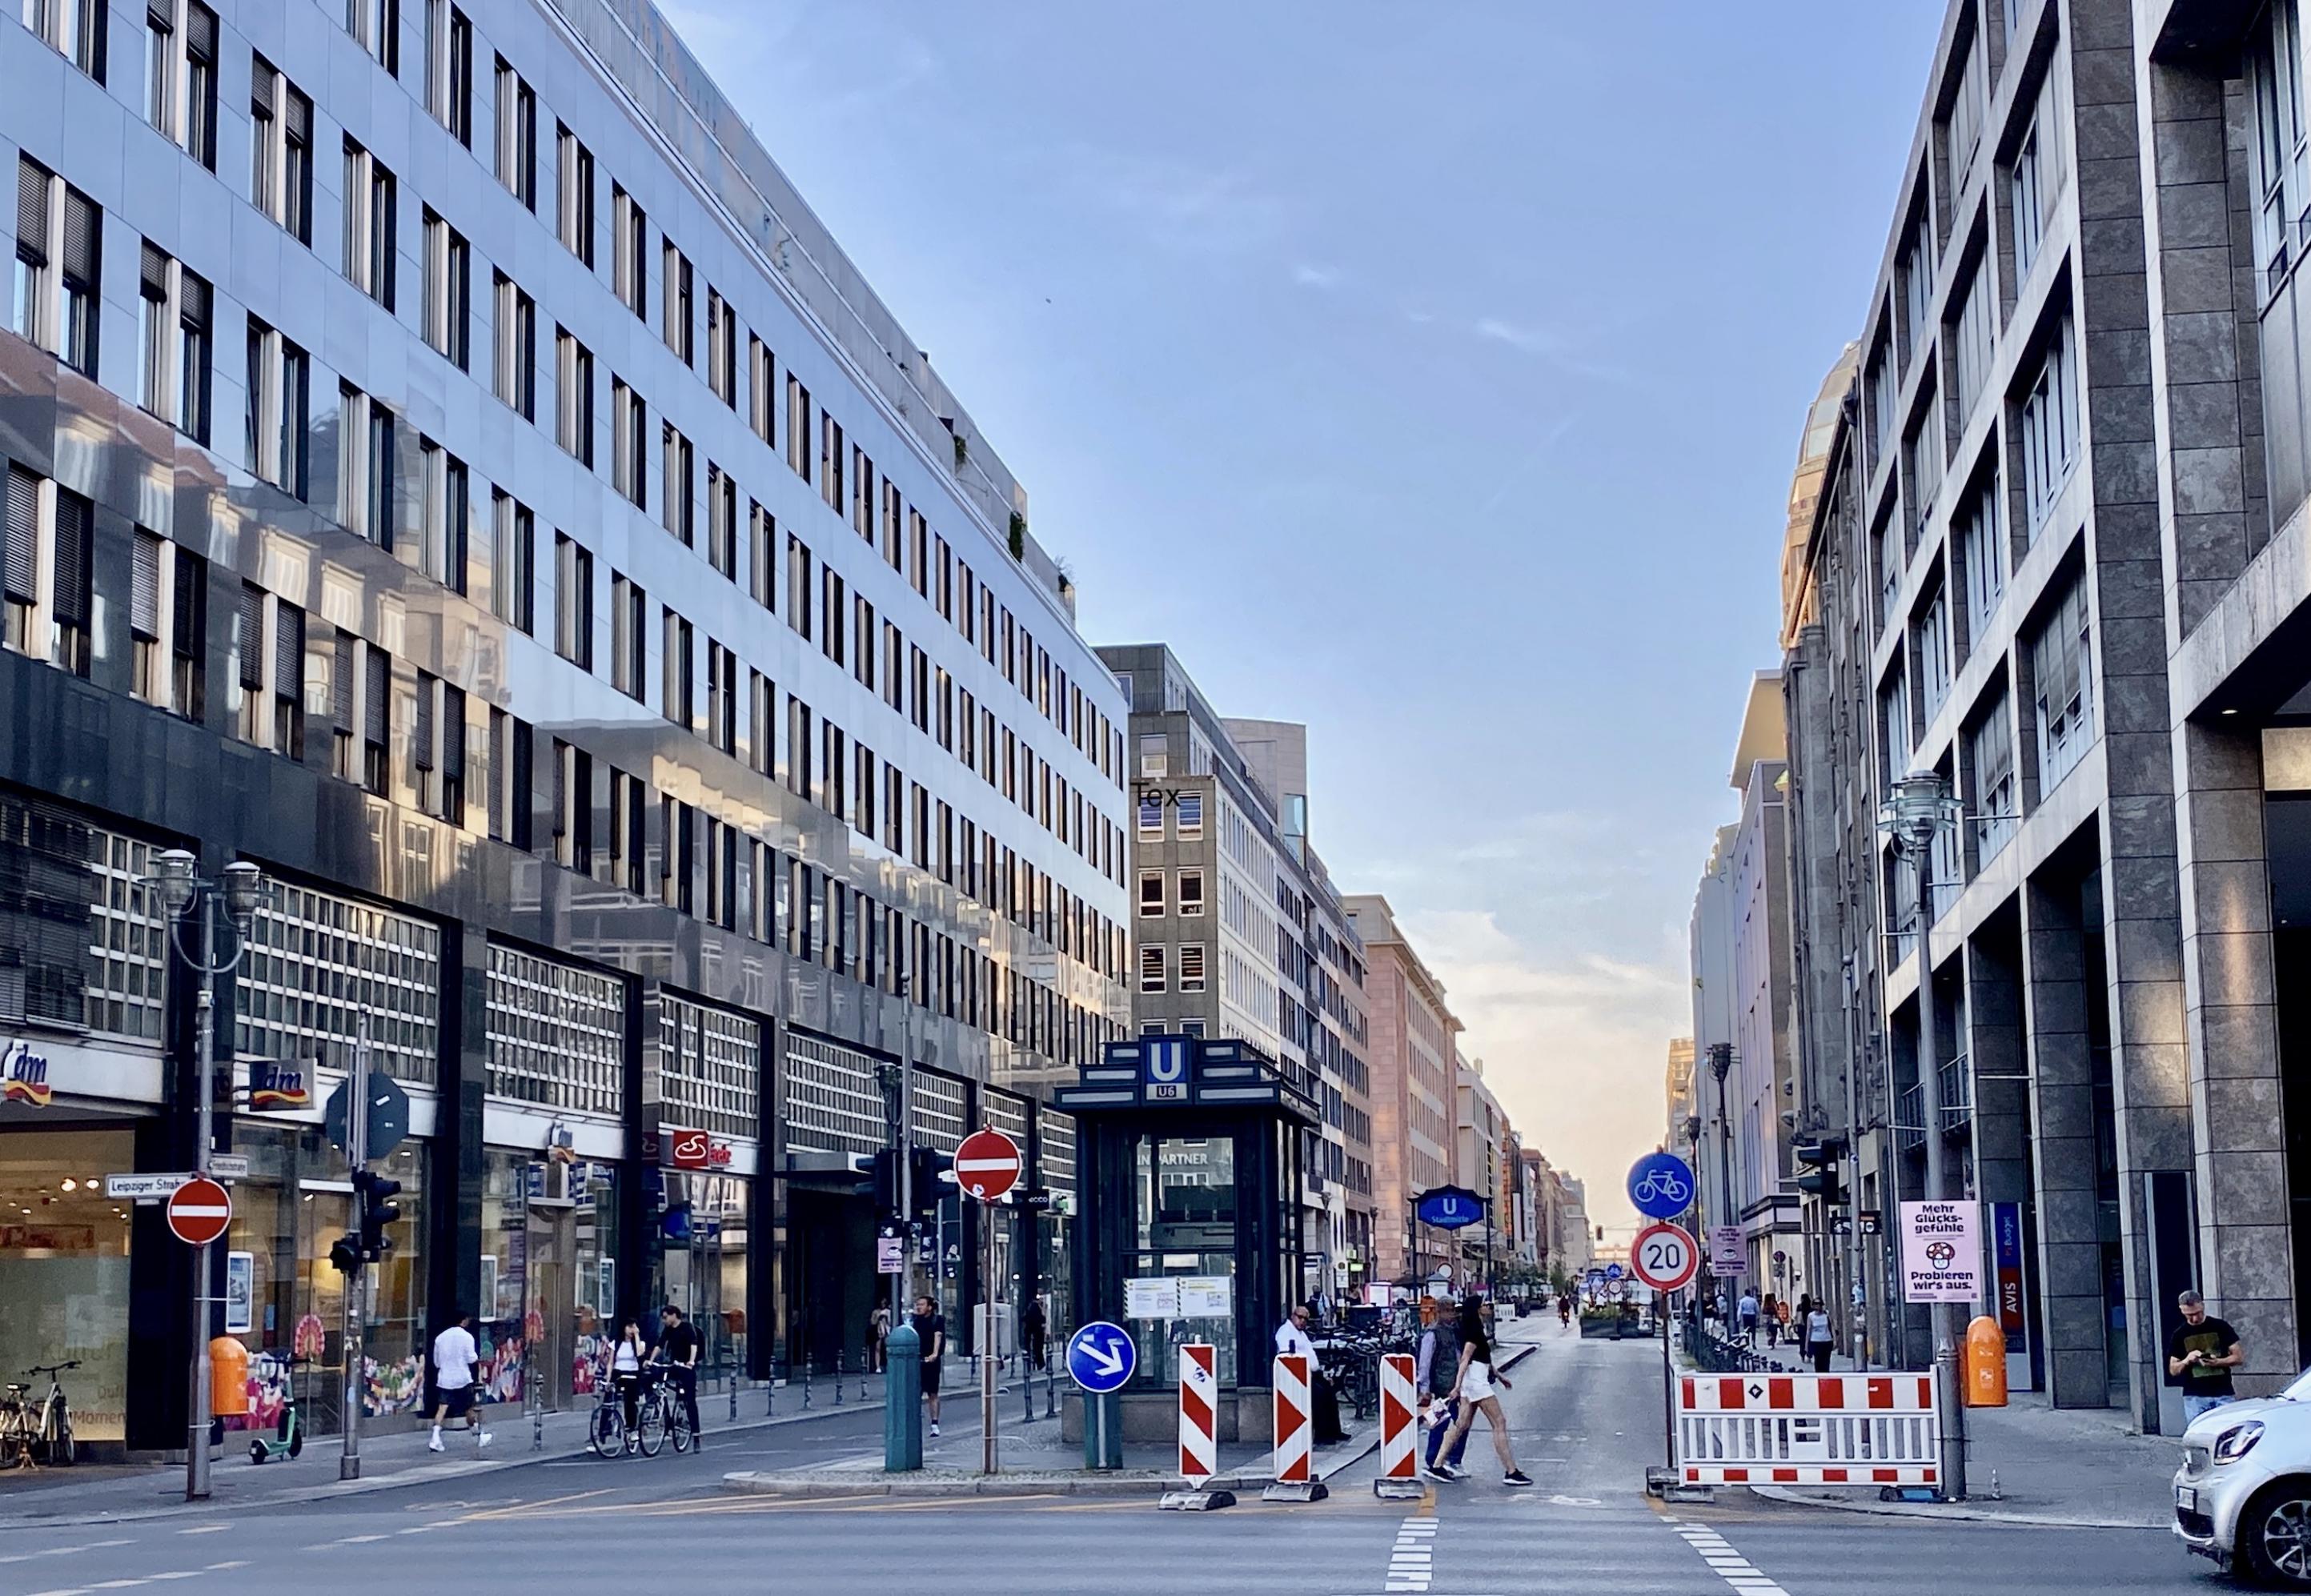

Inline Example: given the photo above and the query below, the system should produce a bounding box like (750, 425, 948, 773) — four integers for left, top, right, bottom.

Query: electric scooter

(248, 1355, 306, 1464)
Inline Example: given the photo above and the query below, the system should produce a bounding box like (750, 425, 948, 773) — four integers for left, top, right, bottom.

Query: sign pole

(982, 1194, 997, 1474)
(185, 898, 215, 1502)
(340, 1016, 369, 1481)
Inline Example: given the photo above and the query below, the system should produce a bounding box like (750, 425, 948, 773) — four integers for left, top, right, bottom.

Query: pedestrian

(910, 1293, 946, 1438)
(1762, 1293, 1780, 1349)
(1737, 1288, 1759, 1349)
(1277, 1303, 1348, 1443)
(1021, 1296, 1048, 1371)
(608, 1317, 648, 1448)
(1804, 1297, 1835, 1372)
(427, 1308, 493, 1454)
(1436, 1296, 1532, 1487)
(869, 1304, 891, 1373)
(2167, 1289, 2245, 1425)
(659, 1304, 704, 1446)
(1418, 1291, 1471, 1482)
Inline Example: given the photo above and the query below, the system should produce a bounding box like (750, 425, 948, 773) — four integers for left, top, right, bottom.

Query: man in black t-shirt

(660, 1305, 704, 1444)
(2165, 1289, 2245, 1425)
(910, 1295, 946, 1438)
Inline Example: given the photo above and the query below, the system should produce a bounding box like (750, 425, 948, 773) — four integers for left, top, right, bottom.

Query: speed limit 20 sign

(1630, 1221, 1699, 1293)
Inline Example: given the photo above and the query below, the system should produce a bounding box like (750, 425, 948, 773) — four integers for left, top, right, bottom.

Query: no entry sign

(167, 1177, 233, 1246)
(954, 1128, 1021, 1202)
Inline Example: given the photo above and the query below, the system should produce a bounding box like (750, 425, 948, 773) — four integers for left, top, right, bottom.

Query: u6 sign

(1629, 1222, 1699, 1293)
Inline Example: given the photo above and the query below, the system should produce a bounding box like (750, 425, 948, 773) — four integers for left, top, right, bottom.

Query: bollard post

(728, 1368, 739, 1424)
(1045, 1362, 1057, 1421)
(833, 1349, 845, 1406)
(884, 1322, 922, 1471)
(1022, 1361, 1036, 1423)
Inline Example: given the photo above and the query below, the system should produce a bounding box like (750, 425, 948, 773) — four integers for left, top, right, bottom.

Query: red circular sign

(954, 1128, 1022, 1202)
(1630, 1221, 1699, 1293)
(167, 1177, 234, 1246)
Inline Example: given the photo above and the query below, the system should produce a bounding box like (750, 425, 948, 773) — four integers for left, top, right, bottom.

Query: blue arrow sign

(1066, 1320, 1137, 1393)
(1414, 1185, 1488, 1231)
(1605, 1263, 1623, 1281)
(1626, 1151, 1697, 1222)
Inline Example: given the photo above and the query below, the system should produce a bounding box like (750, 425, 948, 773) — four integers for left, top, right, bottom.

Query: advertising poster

(1899, 1201, 1982, 1304)
(224, 1251, 254, 1334)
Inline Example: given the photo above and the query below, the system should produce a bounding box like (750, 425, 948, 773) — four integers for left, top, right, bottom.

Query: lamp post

(1880, 769, 1965, 1501)
(150, 850, 267, 1503)
(1705, 1042, 1736, 1288)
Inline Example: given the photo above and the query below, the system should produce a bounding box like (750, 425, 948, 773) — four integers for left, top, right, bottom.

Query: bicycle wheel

(48, 1404, 71, 1467)
(588, 1402, 621, 1458)
(636, 1398, 664, 1458)
(668, 1398, 692, 1454)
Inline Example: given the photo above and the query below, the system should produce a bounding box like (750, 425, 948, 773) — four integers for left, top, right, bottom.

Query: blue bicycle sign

(1626, 1152, 1696, 1221)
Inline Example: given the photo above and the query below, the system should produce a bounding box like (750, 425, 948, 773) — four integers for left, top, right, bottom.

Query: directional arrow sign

(1065, 1320, 1137, 1393)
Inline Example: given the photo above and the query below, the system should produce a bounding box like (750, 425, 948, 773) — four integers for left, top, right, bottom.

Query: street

(0, 1328, 2211, 1595)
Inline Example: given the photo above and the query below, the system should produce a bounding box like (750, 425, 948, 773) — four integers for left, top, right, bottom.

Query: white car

(2175, 1368, 2311, 1585)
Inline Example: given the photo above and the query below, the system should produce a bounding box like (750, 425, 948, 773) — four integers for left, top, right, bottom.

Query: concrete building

(1343, 892, 1457, 1290)
(0, 0, 1129, 1453)
(1664, 1036, 1696, 1155)
(1555, 1172, 1595, 1277)
(1098, 646, 1374, 1304)
(1454, 1049, 1508, 1284)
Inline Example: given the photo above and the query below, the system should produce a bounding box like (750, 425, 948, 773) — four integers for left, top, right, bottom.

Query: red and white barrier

(1271, 1353, 1313, 1484)
(1178, 1342, 1218, 1482)
(1374, 1353, 1419, 1498)
(1675, 1372, 1939, 1487)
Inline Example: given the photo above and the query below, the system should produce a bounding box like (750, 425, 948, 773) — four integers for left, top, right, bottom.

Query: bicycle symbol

(1633, 1169, 1690, 1207)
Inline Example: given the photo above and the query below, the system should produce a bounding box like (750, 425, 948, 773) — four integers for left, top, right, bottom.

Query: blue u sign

(1415, 1185, 1487, 1231)
(1142, 1037, 1191, 1101)
(1627, 1152, 1697, 1222)
(1066, 1321, 1137, 1393)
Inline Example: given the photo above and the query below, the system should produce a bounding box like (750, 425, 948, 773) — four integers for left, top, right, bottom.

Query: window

(1899, 209, 1933, 366)
(1876, 512, 1903, 627)
(610, 572, 645, 700)
(422, 209, 470, 369)
(660, 422, 691, 541)
(1944, 26, 1984, 187)
(706, 640, 736, 755)
(2012, 67, 2067, 283)
(748, 335, 775, 446)
(1178, 869, 1205, 916)
(425, 2, 473, 146)
(663, 243, 692, 363)
(494, 273, 536, 419)
(130, 530, 163, 703)
(418, 439, 468, 592)
(148, 2, 216, 166)
(495, 57, 537, 210)
(273, 599, 306, 760)
(347, 0, 400, 75)
(1138, 733, 1168, 778)
(1949, 261, 1993, 424)
(612, 186, 646, 320)
(556, 328, 593, 464)
(787, 534, 812, 640)
(22, 480, 93, 676)
(138, 244, 211, 443)
(490, 490, 534, 634)
(2252, 0, 2309, 295)
(242, 321, 311, 498)
(1140, 944, 1166, 993)
(1880, 670, 1911, 782)
(555, 533, 593, 670)
(663, 608, 693, 728)
(2019, 319, 2079, 539)
(750, 502, 775, 612)
(1137, 792, 1162, 836)
(556, 125, 595, 264)
(1139, 871, 1164, 917)
(707, 290, 736, 406)
(171, 547, 206, 720)
(1904, 398, 1942, 533)
(14, 162, 100, 379)
(1176, 791, 1204, 839)
(707, 466, 737, 579)
(185, 4, 216, 166)
(1969, 692, 2017, 866)
(250, 58, 315, 245)
(362, 641, 391, 794)
(27, 0, 104, 78)
(1957, 477, 2005, 643)
(235, 582, 267, 744)
(612, 379, 645, 503)
(341, 138, 396, 309)
(785, 374, 811, 480)
(1916, 587, 1952, 724)
(2031, 572, 2093, 792)
(1178, 944, 1206, 993)
(338, 385, 396, 547)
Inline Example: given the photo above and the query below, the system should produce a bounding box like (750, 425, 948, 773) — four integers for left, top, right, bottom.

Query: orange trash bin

(209, 1337, 251, 1417)
(1964, 1315, 2007, 1407)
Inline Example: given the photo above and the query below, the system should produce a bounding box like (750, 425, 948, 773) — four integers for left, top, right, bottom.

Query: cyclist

(609, 1318, 650, 1448)
(1557, 1292, 1571, 1327)
(659, 1305, 703, 1448)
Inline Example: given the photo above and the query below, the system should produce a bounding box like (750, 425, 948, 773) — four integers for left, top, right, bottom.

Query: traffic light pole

(185, 900, 215, 1503)
(340, 1017, 369, 1482)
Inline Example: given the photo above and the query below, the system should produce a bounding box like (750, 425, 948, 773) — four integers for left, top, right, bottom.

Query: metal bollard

(860, 1357, 870, 1402)
(1022, 1361, 1036, 1423)
(833, 1351, 845, 1406)
(728, 1371, 739, 1423)
(1045, 1364, 1057, 1421)
(802, 1361, 812, 1409)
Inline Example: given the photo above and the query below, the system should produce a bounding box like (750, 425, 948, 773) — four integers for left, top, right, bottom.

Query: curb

(1745, 1483, 2166, 1531)
(720, 1470, 1169, 1498)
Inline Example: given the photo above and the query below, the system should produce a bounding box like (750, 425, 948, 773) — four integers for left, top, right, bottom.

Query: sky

(662, 2, 1948, 1236)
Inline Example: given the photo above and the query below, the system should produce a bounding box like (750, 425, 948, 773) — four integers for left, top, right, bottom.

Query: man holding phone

(2166, 1289, 2245, 1424)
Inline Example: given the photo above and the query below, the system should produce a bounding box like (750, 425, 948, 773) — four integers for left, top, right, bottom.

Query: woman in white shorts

(1437, 1297, 1533, 1486)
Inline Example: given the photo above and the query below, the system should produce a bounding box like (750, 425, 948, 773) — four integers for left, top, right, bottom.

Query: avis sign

(1899, 1200, 1981, 1305)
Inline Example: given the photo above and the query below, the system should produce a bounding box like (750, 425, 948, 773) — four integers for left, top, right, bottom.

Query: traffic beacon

(1054, 1034, 1321, 1447)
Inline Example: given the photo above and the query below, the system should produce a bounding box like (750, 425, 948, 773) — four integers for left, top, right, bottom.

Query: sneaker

(929, 1422, 941, 1438)
(427, 1434, 444, 1453)
(476, 1431, 493, 1450)
(1503, 1470, 1535, 1488)
(1421, 1464, 1455, 1483)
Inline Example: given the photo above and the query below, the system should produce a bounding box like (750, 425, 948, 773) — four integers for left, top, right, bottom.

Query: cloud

(1474, 316, 1566, 355)
(1047, 145, 1291, 255)
(1293, 263, 1342, 288)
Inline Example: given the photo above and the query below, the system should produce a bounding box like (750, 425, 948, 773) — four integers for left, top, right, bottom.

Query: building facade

(1343, 892, 1457, 1289)
(0, 0, 1129, 1454)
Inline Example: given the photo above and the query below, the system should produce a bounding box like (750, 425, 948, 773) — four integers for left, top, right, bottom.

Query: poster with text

(1899, 1201, 1982, 1304)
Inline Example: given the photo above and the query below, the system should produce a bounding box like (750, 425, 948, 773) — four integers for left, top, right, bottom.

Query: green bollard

(1082, 1388, 1121, 1470)
(885, 1322, 922, 1471)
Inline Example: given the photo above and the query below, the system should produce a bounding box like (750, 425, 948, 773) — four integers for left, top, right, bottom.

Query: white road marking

(335, 1534, 391, 1543)
(0, 1541, 134, 1566)
(21, 1587, 94, 1595)
(1668, 1521, 1790, 1596)
(176, 1525, 231, 1535)
(203, 1563, 248, 1571)
(1385, 1514, 1438, 1592)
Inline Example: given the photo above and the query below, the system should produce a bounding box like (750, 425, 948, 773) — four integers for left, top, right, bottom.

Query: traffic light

(352, 1168, 403, 1261)
(1793, 1138, 1845, 1208)
(909, 1145, 953, 1217)
(328, 1233, 363, 1274)
(871, 1148, 901, 1213)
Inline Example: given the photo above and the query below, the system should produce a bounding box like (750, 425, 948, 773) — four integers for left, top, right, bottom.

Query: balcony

(1896, 1053, 1972, 1152)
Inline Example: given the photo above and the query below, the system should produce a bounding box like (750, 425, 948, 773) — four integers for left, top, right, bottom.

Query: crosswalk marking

(1667, 1521, 1791, 1596)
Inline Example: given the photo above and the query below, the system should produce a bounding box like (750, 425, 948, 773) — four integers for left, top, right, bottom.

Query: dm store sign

(1, 1041, 51, 1107)
(1898, 1200, 1981, 1305)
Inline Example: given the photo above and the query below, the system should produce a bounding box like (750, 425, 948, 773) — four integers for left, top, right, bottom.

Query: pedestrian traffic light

(352, 1168, 403, 1261)
(1793, 1139, 1845, 1208)
(871, 1147, 901, 1214)
(328, 1233, 363, 1274)
(909, 1145, 953, 1217)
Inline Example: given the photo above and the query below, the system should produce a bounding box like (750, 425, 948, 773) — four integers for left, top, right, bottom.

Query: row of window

(1138, 942, 1207, 994)
(1138, 869, 1206, 917)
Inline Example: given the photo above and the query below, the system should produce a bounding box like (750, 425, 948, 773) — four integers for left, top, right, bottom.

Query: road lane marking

(1384, 1499, 1438, 1593)
(455, 1486, 624, 1520)
(176, 1526, 231, 1535)
(0, 1541, 134, 1566)
(1667, 1521, 1789, 1596)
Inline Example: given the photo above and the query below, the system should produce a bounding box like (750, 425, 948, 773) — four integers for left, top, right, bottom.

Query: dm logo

(1, 1041, 52, 1108)
(250, 1059, 311, 1110)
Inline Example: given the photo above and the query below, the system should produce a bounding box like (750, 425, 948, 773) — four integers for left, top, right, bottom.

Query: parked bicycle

(0, 1360, 78, 1469)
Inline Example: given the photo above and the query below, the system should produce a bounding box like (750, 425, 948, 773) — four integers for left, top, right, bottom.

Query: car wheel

(2241, 1481, 2311, 1588)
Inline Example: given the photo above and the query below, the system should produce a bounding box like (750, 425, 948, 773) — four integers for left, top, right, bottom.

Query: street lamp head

(1706, 1041, 1735, 1083)
(1880, 769, 1951, 853)
(220, 860, 267, 924)
(152, 849, 199, 916)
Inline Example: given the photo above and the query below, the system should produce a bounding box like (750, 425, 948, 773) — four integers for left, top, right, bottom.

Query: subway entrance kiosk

(1055, 1034, 1320, 1445)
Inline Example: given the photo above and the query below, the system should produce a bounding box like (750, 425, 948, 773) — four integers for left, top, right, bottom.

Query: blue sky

(665, 2, 1947, 1231)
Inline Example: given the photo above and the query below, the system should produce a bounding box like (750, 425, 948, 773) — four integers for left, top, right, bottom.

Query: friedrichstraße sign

(1899, 1200, 1982, 1304)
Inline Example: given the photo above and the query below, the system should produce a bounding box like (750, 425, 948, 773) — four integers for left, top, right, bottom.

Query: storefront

(646, 992, 761, 1385)
(0, 1125, 138, 1445)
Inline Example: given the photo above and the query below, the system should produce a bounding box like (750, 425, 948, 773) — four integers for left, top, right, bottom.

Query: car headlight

(2214, 1421, 2265, 1464)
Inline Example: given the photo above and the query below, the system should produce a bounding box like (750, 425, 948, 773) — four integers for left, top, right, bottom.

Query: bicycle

(589, 1368, 669, 1458)
(0, 1361, 77, 1468)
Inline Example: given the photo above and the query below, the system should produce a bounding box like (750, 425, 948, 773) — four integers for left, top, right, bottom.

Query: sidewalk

(1691, 1336, 2181, 1529)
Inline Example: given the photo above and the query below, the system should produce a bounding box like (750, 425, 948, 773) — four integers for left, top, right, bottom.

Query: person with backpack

(1417, 1293, 1471, 1482)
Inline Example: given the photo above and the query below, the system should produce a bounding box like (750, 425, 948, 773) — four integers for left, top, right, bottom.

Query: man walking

(1418, 1293, 1471, 1482)
(1737, 1289, 1760, 1349)
(427, 1309, 491, 1453)
(911, 1293, 946, 1438)
(2166, 1290, 2245, 1425)
(659, 1304, 704, 1446)
(1021, 1296, 1047, 1371)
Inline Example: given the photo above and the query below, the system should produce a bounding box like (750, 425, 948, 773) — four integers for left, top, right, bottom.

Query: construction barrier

(1374, 1353, 1420, 1499)
(1674, 1371, 1939, 1488)
(1178, 1342, 1218, 1481)
(1262, 1353, 1326, 1502)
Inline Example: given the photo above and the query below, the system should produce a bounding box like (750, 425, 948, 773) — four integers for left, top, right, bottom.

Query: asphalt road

(0, 1329, 2237, 1595)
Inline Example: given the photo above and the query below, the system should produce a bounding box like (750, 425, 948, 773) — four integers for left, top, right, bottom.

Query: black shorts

(919, 1358, 941, 1396)
(440, 1384, 476, 1418)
